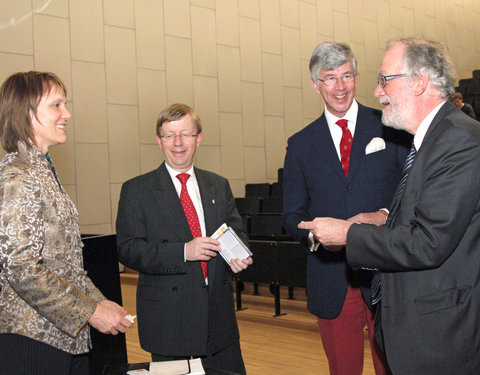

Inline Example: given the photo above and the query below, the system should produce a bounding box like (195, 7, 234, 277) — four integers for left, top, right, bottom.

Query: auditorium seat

(245, 183, 270, 199)
(250, 213, 284, 235)
(261, 196, 283, 213)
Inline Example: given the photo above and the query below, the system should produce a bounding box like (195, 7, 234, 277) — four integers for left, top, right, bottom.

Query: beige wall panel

(70, 0, 104, 62)
(350, 42, 366, 101)
(260, 0, 281, 54)
(333, 11, 349, 43)
(34, 0, 68, 17)
(402, 0, 415, 9)
(364, 71, 381, 109)
(105, 26, 137, 105)
(140, 144, 164, 174)
(400, 7, 415, 36)
(195, 145, 222, 175)
(364, 20, 380, 73)
(376, 1, 391, 50)
(138, 69, 167, 144)
(316, 0, 334, 37)
(299, 2, 317, 60)
(230, 179, 246, 198)
(33, 15, 71, 94)
(454, 6, 467, 49)
(104, 0, 134, 28)
(80, 223, 113, 235)
(75, 143, 111, 225)
(193, 76, 220, 146)
(107, 104, 141, 183)
(191, 0, 214, 8)
(110, 183, 122, 233)
(0, 53, 34, 84)
(244, 147, 267, 183)
(262, 53, 284, 116)
(50, 137, 75, 185)
(422, 16, 438, 41)
(280, 0, 299, 28)
(0, 0, 33, 54)
(242, 82, 265, 147)
(71, 61, 108, 143)
(362, 0, 377, 23)
(264, 116, 286, 180)
(302, 60, 321, 120)
(424, 0, 437, 17)
(165, 36, 194, 105)
(164, 0, 191, 38)
(135, 0, 165, 70)
(63, 184, 77, 206)
(219, 112, 244, 179)
(474, 0, 480, 13)
(281, 27, 302, 88)
(284, 87, 303, 139)
(191, 6, 217, 77)
(217, 45, 242, 113)
(215, 0, 239, 47)
(239, 17, 262, 82)
(333, 0, 348, 13)
(349, 4, 365, 44)
(238, 0, 260, 18)
(388, 1, 403, 30)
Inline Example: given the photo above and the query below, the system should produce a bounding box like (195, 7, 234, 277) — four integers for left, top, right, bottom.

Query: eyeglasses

(377, 73, 407, 88)
(159, 132, 199, 142)
(318, 73, 356, 86)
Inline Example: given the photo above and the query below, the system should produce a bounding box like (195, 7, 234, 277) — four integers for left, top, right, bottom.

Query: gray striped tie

(371, 144, 417, 306)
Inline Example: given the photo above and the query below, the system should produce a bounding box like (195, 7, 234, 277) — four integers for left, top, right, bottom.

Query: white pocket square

(365, 137, 386, 154)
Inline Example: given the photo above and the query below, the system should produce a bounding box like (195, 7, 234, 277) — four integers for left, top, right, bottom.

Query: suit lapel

(315, 115, 346, 181)
(151, 163, 192, 239)
(347, 105, 374, 182)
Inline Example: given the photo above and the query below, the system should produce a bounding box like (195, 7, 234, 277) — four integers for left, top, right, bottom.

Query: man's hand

(185, 237, 221, 261)
(88, 300, 133, 335)
(348, 210, 387, 226)
(298, 218, 352, 251)
(229, 257, 253, 273)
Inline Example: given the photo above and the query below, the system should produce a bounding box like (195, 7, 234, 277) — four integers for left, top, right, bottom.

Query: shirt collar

(164, 162, 196, 181)
(325, 99, 359, 127)
(413, 101, 446, 150)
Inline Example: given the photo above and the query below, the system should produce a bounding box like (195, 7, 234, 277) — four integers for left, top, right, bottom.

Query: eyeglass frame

(317, 72, 357, 87)
(377, 73, 407, 88)
(158, 132, 199, 142)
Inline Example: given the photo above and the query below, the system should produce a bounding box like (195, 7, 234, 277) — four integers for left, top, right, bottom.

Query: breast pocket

(414, 286, 470, 315)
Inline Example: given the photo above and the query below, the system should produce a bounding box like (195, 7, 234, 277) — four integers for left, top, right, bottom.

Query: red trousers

(317, 285, 391, 375)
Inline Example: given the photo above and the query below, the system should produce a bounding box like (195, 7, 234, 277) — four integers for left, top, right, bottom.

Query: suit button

(345, 185, 351, 191)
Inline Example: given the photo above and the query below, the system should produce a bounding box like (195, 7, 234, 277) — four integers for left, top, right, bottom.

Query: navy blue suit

(282, 103, 410, 319)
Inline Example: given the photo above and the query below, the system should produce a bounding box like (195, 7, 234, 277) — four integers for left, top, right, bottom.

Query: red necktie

(336, 119, 353, 176)
(176, 173, 207, 279)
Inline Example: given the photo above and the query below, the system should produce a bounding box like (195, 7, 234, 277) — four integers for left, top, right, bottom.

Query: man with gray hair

(300, 38, 480, 374)
(282, 42, 410, 374)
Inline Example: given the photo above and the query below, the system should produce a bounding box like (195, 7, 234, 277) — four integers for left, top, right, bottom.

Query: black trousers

(151, 341, 246, 375)
(0, 333, 89, 375)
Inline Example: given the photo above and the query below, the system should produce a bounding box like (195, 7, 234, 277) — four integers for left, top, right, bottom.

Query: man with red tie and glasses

(116, 103, 251, 374)
(282, 42, 410, 375)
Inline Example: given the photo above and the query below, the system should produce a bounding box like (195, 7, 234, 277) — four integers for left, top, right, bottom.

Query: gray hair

(389, 38, 457, 99)
(309, 42, 358, 85)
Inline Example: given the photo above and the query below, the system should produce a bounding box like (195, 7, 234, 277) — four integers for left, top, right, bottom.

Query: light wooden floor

(120, 278, 376, 375)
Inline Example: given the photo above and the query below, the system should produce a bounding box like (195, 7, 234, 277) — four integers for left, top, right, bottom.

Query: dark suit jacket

(116, 163, 247, 356)
(348, 101, 480, 374)
(282, 103, 410, 319)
